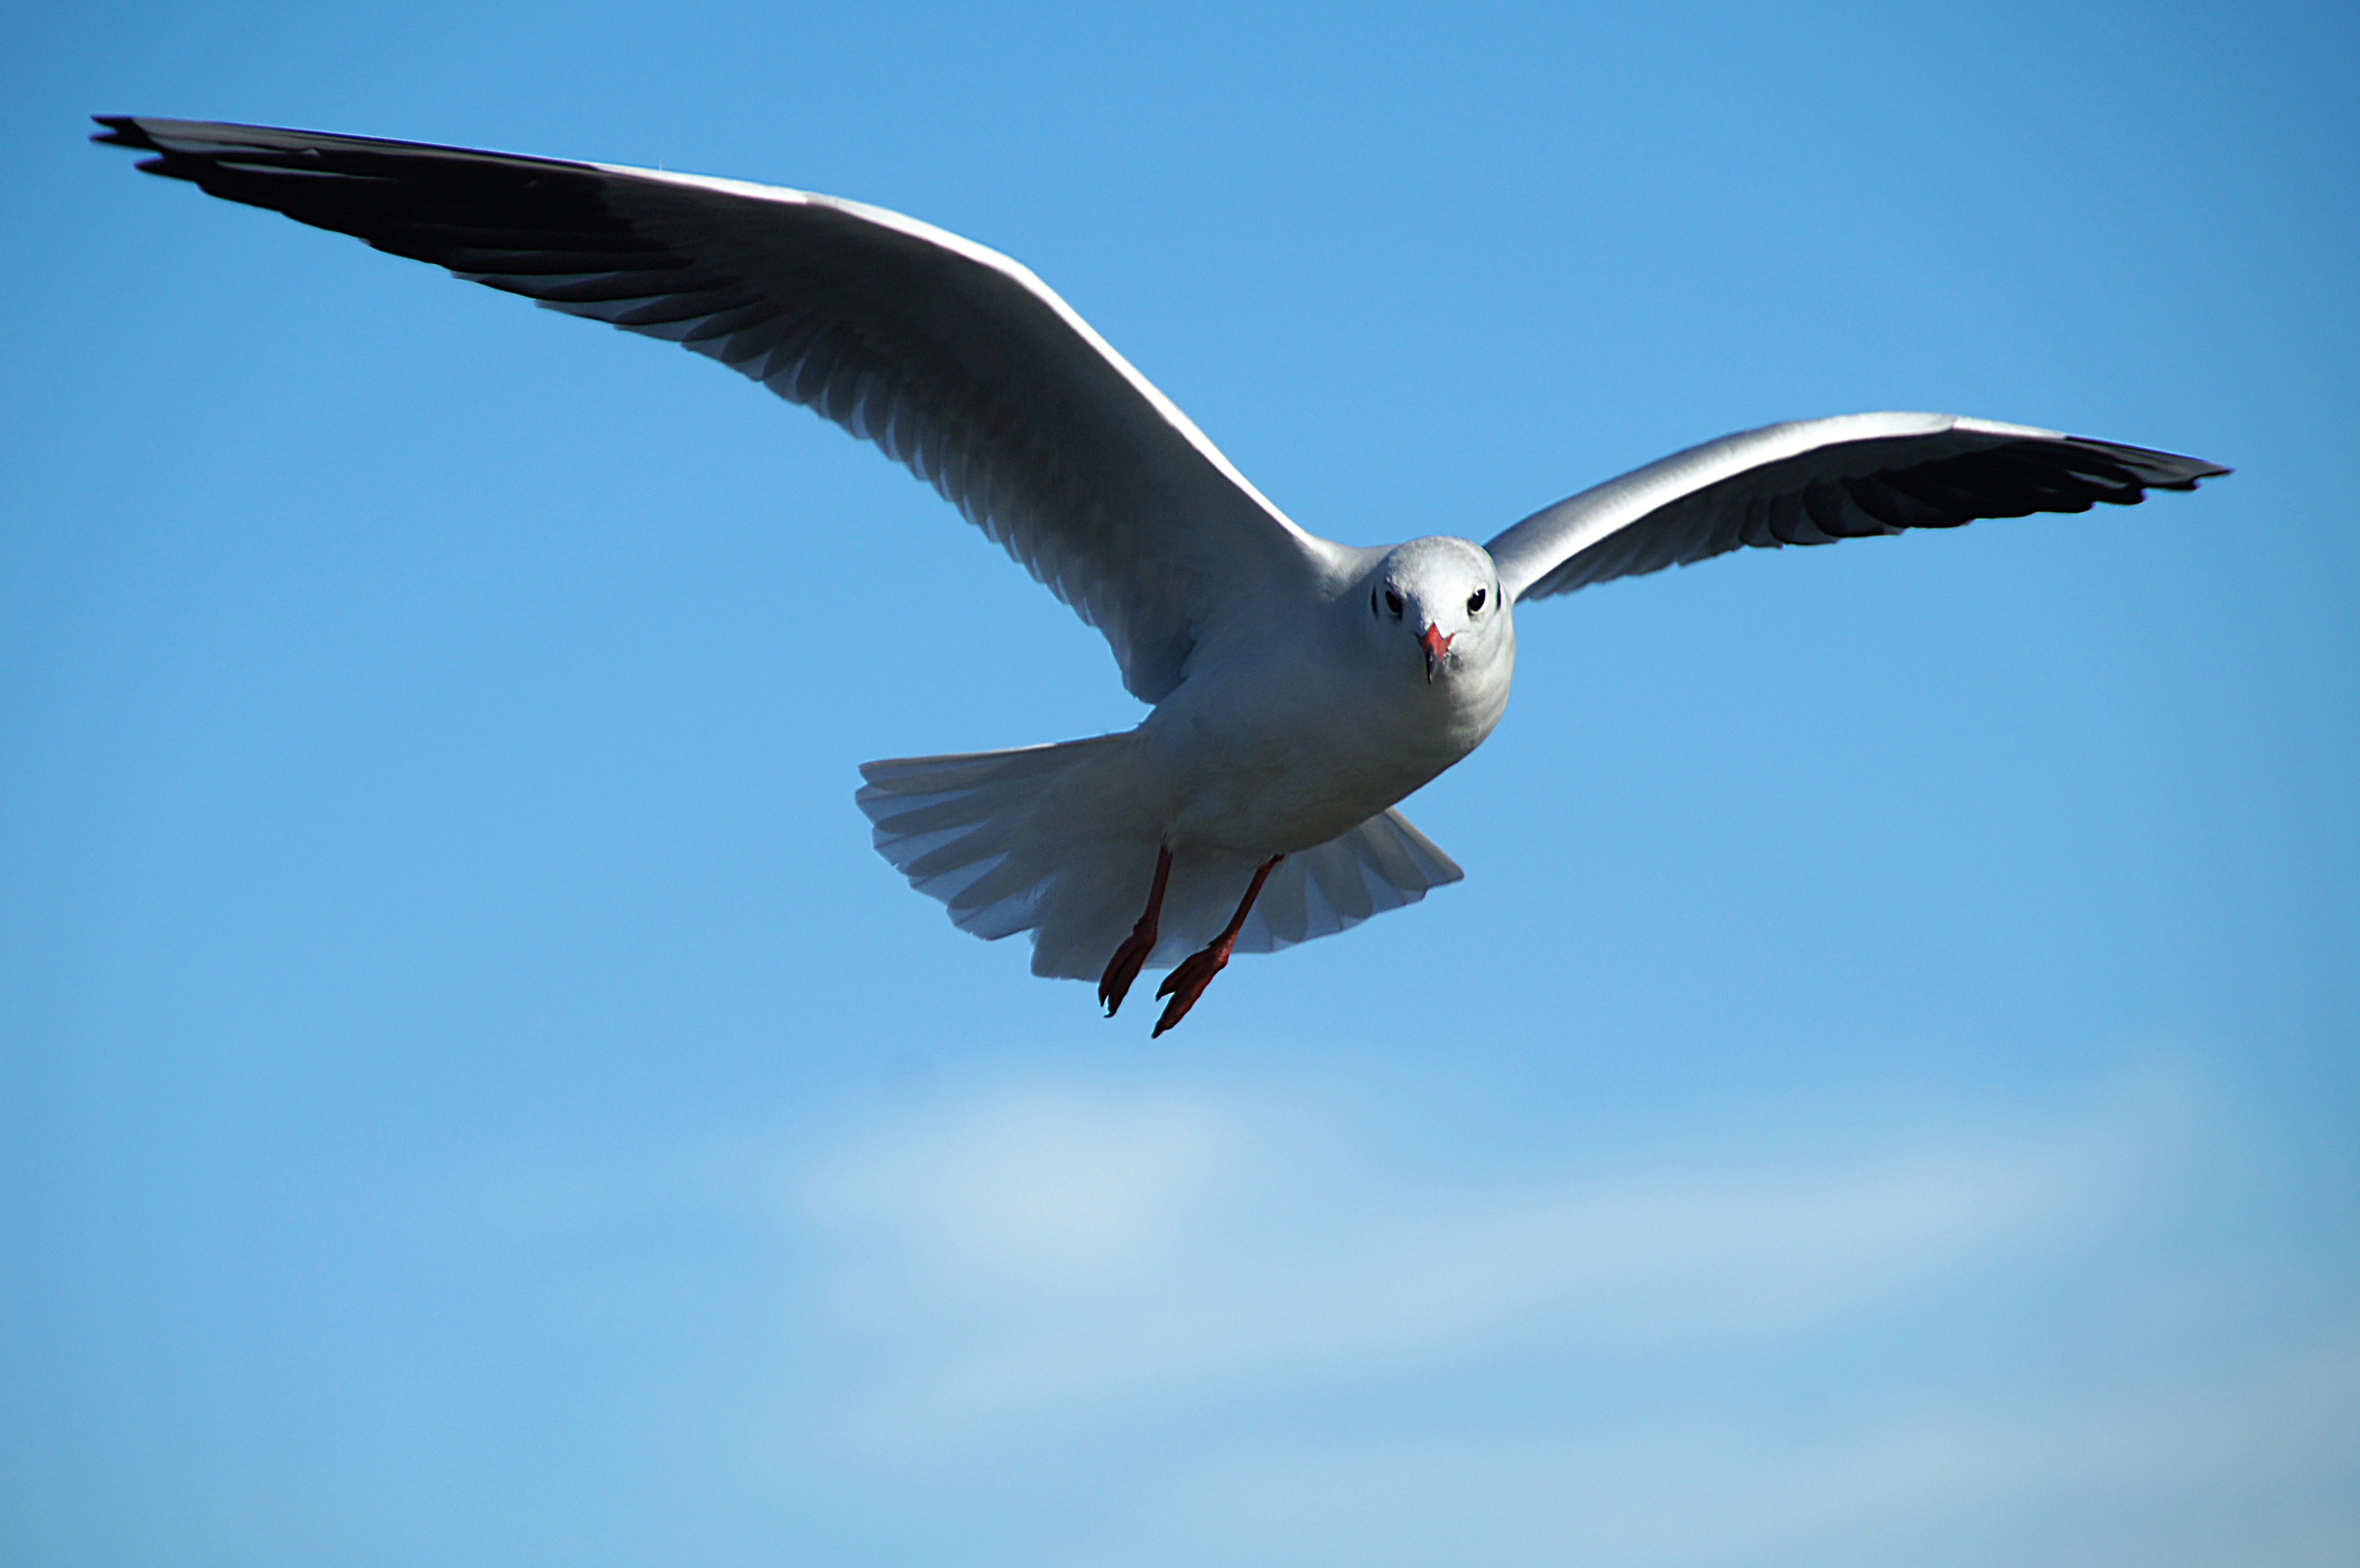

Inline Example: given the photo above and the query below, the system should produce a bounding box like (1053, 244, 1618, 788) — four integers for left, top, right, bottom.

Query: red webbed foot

(1147, 853, 1283, 1037)
(1099, 928, 1155, 1016)
(1099, 844, 1173, 1017)
(1151, 941, 1231, 1036)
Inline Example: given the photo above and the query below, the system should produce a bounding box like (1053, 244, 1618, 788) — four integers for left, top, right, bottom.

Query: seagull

(97, 117, 2228, 1035)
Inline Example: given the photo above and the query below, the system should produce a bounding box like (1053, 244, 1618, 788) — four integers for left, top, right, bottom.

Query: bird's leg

(1098, 843, 1174, 1017)
(1152, 854, 1284, 1038)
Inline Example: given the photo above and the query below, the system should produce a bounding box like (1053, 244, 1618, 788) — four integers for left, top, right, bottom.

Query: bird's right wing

(96, 116, 1342, 704)
(1486, 412, 2227, 605)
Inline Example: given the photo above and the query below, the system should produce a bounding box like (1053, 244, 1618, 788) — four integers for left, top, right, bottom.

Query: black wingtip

(91, 116, 177, 175)
(91, 114, 154, 148)
(2172, 459, 2234, 486)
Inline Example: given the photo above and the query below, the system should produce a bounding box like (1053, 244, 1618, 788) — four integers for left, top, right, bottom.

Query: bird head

(1365, 536, 1512, 686)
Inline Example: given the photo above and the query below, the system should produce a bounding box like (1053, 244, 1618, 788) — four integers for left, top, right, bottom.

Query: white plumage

(858, 737, 1462, 979)
(98, 117, 2228, 1032)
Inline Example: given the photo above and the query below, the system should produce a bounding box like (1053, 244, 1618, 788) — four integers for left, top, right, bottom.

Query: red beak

(1419, 624, 1454, 682)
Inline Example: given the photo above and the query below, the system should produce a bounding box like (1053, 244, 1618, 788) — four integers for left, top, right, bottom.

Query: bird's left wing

(1486, 412, 2226, 605)
(96, 117, 1338, 704)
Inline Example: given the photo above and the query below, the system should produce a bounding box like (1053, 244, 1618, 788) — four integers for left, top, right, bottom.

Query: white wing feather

(97, 116, 1342, 702)
(1487, 412, 2226, 604)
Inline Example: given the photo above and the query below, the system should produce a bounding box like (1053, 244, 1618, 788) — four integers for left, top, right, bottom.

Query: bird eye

(1384, 589, 1404, 618)
(1468, 588, 1487, 614)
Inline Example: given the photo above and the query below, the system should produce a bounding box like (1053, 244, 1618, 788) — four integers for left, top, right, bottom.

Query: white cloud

(453, 1066, 2359, 1565)
(799, 1086, 1240, 1290)
(787, 1073, 2199, 1445)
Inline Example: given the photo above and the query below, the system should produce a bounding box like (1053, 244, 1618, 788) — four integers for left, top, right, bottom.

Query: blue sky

(6, 1, 2356, 1563)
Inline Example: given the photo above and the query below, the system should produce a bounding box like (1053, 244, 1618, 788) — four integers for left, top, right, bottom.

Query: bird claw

(1098, 928, 1155, 1016)
(1151, 943, 1231, 1037)
(1101, 844, 1174, 1018)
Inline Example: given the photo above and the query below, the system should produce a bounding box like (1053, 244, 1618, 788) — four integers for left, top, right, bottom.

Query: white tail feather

(857, 734, 1463, 980)
(1236, 810, 1463, 956)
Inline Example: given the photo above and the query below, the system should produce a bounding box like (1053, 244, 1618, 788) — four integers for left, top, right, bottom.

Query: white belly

(1142, 634, 1512, 857)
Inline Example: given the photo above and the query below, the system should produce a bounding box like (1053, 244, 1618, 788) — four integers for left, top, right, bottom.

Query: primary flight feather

(96, 117, 2227, 1034)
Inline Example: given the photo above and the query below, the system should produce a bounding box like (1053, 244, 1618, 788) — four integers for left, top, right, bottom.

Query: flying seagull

(96, 117, 2228, 1035)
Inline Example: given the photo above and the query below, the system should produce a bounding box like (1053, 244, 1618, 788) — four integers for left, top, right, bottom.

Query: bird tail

(857, 734, 1464, 981)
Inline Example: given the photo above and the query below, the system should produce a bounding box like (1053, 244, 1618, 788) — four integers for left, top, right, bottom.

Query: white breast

(1143, 603, 1514, 858)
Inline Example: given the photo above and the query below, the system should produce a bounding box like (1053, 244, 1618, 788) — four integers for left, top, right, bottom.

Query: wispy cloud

(755, 1069, 2360, 1565)
(789, 1073, 2199, 1442)
(448, 1066, 2356, 1564)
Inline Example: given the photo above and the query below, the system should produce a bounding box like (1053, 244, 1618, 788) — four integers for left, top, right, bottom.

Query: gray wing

(96, 116, 1338, 704)
(1486, 412, 2227, 605)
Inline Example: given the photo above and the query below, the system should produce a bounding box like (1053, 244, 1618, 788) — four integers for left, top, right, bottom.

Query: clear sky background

(6, 2, 2356, 1564)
